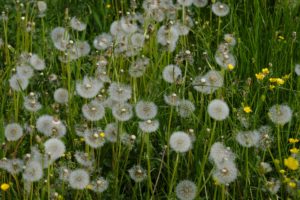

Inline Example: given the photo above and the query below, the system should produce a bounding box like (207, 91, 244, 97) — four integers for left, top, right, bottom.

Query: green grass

(0, 0, 300, 199)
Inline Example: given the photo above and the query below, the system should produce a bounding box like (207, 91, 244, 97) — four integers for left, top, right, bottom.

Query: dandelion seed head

(16, 65, 34, 79)
(212, 2, 230, 17)
(193, 70, 224, 94)
(208, 99, 230, 121)
(5, 123, 23, 141)
(82, 100, 105, 121)
(104, 123, 118, 142)
(128, 165, 147, 182)
(193, 0, 208, 7)
(69, 169, 90, 190)
(9, 74, 29, 91)
(213, 161, 238, 185)
(236, 130, 260, 147)
(209, 142, 236, 167)
(108, 82, 132, 103)
(295, 64, 300, 76)
(164, 93, 181, 106)
(44, 138, 66, 163)
(54, 88, 68, 104)
(169, 131, 192, 153)
(30, 54, 45, 70)
(175, 180, 197, 200)
(162, 64, 182, 84)
(135, 101, 158, 120)
(76, 76, 103, 99)
(138, 119, 160, 133)
(93, 33, 112, 50)
(268, 104, 292, 125)
(70, 17, 87, 31)
(177, 99, 195, 118)
(91, 177, 109, 193)
(112, 103, 133, 121)
(84, 128, 106, 148)
(74, 151, 94, 168)
(0, 158, 24, 175)
(23, 161, 43, 182)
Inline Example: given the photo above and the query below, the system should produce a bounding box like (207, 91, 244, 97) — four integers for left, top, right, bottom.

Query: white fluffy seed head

(5, 123, 23, 141)
(44, 138, 66, 163)
(82, 100, 105, 121)
(209, 142, 236, 167)
(112, 103, 133, 122)
(295, 64, 300, 76)
(30, 54, 45, 70)
(213, 161, 238, 185)
(268, 104, 292, 125)
(138, 119, 160, 133)
(76, 76, 103, 99)
(54, 88, 69, 104)
(135, 101, 158, 120)
(69, 169, 90, 190)
(177, 99, 195, 118)
(169, 131, 192, 153)
(93, 33, 112, 50)
(175, 180, 197, 200)
(16, 65, 34, 79)
(23, 161, 43, 182)
(84, 129, 106, 148)
(208, 99, 230, 121)
(128, 165, 147, 182)
(212, 2, 230, 17)
(91, 177, 109, 193)
(108, 82, 132, 103)
(193, 70, 224, 94)
(162, 64, 182, 84)
(235, 130, 260, 147)
(70, 17, 87, 31)
(9, 74, 29, 91)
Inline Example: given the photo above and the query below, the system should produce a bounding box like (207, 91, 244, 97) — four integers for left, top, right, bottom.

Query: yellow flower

(269, 85, 275, 90)
(227, 64, 234, 70)
(282, 74, 290, 80)
(269, 78, 277, 83)
(288, 138, 299, 144)
(284, 157, 299, 170)
(1, 183, 10, 191)
(255, 73, 265, 80)
(106, 4, 111, 8)
(288, 181, 296, 188)
(99, 132, 105, 138)
(279, 169, 286, 174)
(278, 35, 285, 40)
(290, 148, 299, 154)
(276, 78, 284, 85)
(86, 184, 93, 190)
(243, 106, 252, 113)
(262, 68, 270, 75)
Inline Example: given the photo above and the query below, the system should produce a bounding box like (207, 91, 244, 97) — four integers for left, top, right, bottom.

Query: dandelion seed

(129, 57, 149, 78)
(162, 64, 182, 84)
(93, 33, 113, 50)
(108, 82, 132, 103)
(207, 99, 230, 121)
(70, 17, 87, 31)
(256, 125, 273, 150)
(16, 65, 34, 79)
(268, 104, 292, 125)
(24, 94, 42, 112)
(213, 161, 238, 185)
(82, 100, 105, 121)
(36, 115, 66, 137)
(164, 93, 181, 106)
(54, 88, 68, 104)
(295, 64, 300, 76)
(30, 54, 46, 70)
(215, 52, 236, 69)
(209, 142, 236, 167)
(193, 0, 208, 7)
(69, 169, 90, 190)
(76, 76, 103, 99)
(266, 179, 280, 194)
(90, 177, 109, 193)
(177, 99, 195, 118)
(84, 128, 106, 148)
(44, 138, 66, 163)
(138, 119, 160, 133)
(157, 25, 179, 46)
(74, 151, 94, 168)
(131, 33, 145, 48)
(212, 2, 230, 17)
(5, 123, 23, 141)
(75, 41, 91, 57)
(0, 158, 24, 175)
(104, 123, 118, 142)
(135, 101, 158, 120)
(128, 165, 147, 182)
(175, 180, 197, 200)
(59, 166, 70, 181)
(193, 70, 224, 94)
(51, 27, 69, 51)
(112, 103, 133, 122)
(236, 130, 260, 147)
(169, 131, 192, 153)
(120, 16, 138, 33)
(9, 74, 29, 91)
(95, 66, 111, 83)
(23, 161, 43, 182)
(173, 22, 190, 36)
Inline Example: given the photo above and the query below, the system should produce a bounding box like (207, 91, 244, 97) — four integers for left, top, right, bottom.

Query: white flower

(44, 138, 66, 163)
(212, 2, 230, 17)
(207, 99, 230, 121)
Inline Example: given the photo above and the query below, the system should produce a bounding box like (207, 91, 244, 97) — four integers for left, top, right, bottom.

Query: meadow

(0, 0, 300, 199)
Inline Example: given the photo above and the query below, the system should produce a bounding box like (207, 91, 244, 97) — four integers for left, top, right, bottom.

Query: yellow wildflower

(86, 184, 93, 190)
(106, 4, 111, 8)
(99, 132, 105, 138)
(255, 73, 265, 80)
(262, 68, 270, 75)
(269, 78, 277, 83)
(284, 157, 299, 170)
(276, 78, 284, 85)
(288, 181, 296, 188)
(289, 138, 299, 144)
(269, 85, 275, 90)
(278, 35, 285, 40)
(1, 183, 10, 191)
(282, 74, 290, 80)
(243, 106, 252, 113)
(227, 64, 234, 70)
(290, 148, 299, 154)
(279, 169, 285, 174)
